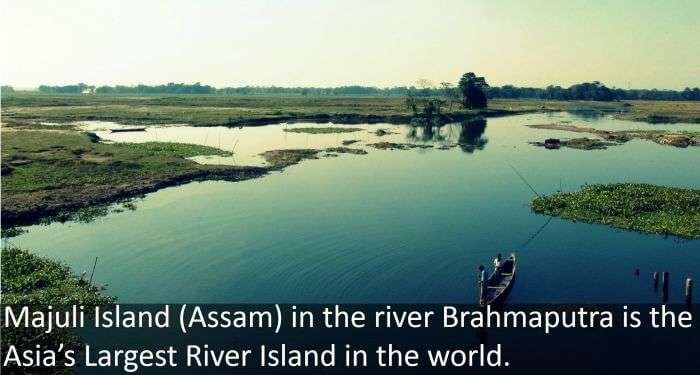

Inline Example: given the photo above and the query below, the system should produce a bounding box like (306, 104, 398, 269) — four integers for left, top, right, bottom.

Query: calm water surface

(7, 112, 700, 304)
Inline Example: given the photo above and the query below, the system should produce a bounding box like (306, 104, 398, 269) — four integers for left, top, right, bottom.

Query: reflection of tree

(406, 123, 446, 143)
(458, 117, 488, 153)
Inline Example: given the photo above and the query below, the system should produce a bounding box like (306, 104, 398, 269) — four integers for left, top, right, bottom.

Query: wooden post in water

(478, 265, 485, 306)
(89, 257, 98, 284)
(686, 278, 693, 305)
(661, 272, 670, 302)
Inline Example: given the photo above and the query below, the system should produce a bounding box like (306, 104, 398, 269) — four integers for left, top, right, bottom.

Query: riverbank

(532, 183, 700, 238)
(2, 95, 699, 228)
(1, 129, 268, 227)
(1, 246, 115, 304)
(3, 94, 699, 127)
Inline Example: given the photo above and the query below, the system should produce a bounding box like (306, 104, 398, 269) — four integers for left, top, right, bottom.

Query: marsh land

(2, 94, 699, 227)
(1, 93, 699, 305)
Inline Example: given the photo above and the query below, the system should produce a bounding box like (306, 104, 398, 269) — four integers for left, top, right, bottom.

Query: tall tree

(458, 72, 489, 109)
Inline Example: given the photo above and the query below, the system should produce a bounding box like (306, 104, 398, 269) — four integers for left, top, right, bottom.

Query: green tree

(458, 72, 489, 109)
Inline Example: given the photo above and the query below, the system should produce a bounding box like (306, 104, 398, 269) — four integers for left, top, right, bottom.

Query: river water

(6, 112, 699, 303)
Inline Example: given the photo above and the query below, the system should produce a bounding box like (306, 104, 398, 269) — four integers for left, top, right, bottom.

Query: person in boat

(493, 253, 502, 277)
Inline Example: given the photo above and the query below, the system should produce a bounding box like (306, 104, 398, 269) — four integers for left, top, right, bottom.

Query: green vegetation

(528, 123, 699, 148)
(1, 247, 114, 304)
(28, 82, 700, 101)
(529, 137, 620, 150)
(532, 183, 700, 238)
(1, 247, 113, 373)
(283, 127, 362, 134)
(259, 149, 320, 168)
(6, 93, 698, 128)
(458, 72, 489, 109)
(613, 100, 700, 123)
(1, 130, 266, 226)
(368, 142, 433, 150)
(2, 92, 526, 127)
(325, 147, 368, 155)
(2, 93, 698, 227)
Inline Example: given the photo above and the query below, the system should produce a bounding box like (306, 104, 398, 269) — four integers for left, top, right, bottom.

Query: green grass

(3, 93, 699, 128)
(1, 130, 265, 226)
(1, 247, 115, 304)
(283, 127, 363, 134)
(532, 183, 700, 238)
(527, 123, 699, 148)
(2, 93, 652, 127)
(614, 100, 700, 123)
(1, 247, 113, 372)
(2, 131, 230, 194)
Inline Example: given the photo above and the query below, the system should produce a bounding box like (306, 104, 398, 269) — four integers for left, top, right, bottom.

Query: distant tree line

(37, 83, 95, 94)
(22, 81, 700, 101)
(94, 82, 215, 94)
(487, 82, 700, 101)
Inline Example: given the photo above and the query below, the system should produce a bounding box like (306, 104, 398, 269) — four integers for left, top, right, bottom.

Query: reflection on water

(405, 118, 488, 154)
(9, 112, 700, 304)
(458, 117, 488, 153)
(83, 118, 497, 166)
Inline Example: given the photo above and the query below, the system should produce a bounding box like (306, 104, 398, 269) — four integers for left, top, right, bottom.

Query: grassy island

(1, 130, 267, 227)
(532, 183, 700, 238)
(1, 247, 115, 305)
(283, 127, 362, 134)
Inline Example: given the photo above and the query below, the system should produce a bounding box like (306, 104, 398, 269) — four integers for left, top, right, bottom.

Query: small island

(283, 127, 363, 134)
(532, 183, 700, 238)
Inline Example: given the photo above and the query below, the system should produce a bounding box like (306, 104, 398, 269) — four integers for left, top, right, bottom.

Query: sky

(1, 0, 699, 89)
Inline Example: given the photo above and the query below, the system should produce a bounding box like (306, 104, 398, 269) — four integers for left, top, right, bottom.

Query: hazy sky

(2, 0, 698, 89)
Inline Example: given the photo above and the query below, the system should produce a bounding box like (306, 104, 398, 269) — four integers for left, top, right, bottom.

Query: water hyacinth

(531, 183, 700, 238)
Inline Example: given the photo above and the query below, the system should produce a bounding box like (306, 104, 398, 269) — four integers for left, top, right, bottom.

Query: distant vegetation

(405, 72, 490, 124)
(12, 81, 698, 101)
(532, 183, 700, 238)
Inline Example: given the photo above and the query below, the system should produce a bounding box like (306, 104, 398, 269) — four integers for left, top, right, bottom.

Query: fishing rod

(508, 163, 541, 197)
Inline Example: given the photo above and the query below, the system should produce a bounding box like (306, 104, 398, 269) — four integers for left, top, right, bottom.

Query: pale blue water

(6, 113, 700, 303)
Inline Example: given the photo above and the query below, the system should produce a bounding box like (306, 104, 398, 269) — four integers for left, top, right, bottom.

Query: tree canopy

(458, 73, 489, 109)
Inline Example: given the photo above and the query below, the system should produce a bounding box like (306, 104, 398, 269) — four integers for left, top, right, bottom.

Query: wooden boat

(110, 127, 146, 133)
(479, 253, 517, 306)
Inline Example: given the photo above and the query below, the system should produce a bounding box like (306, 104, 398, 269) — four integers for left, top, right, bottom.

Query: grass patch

(529, 137, 620, 150)
(1, 130, 266, 226)
(528, 123, 699, 148)
(1, 247, 115, 305)
(3, 94, 698, 127)
(615, 100, 700, 123)
(110, 142, 231, 157)
(259, 149, 320, 168)
(1, 93, 633, 127)
(1, 247, 114, 372)
(532, 183, 700, 238)
(368, 142, 433, 150)
(283, 127, 362, 134)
